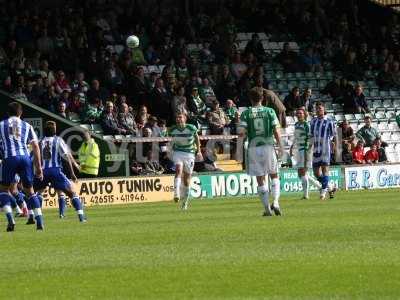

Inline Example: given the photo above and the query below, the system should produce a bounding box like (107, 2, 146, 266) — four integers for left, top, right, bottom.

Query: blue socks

(28, 194, 44, 229)
(72, 196, 85, 222)
(58, 196, 66, 217)
(72, 196, 83, 211)
(0, 192, 16, 226)
(37, 194, 43, 208)
(318, 176, 329, 190)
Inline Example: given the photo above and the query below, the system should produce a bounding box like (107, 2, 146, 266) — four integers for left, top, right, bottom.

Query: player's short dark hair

(249, 87, 263, 103)
(8, 102, 23, 117)
(44, 121, 57, 137)
(315, 101, 324, 107)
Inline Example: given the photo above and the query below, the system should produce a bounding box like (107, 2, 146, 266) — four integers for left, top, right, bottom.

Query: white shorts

(172, 151, 195, 174)
(247, 145, 278, 176)
(292, 149, 312, 169)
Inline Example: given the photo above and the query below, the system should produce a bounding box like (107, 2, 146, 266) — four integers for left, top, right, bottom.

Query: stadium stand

(1, 0, 400, 176)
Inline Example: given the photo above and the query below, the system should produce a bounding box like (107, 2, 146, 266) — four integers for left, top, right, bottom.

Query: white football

(126, 35, 140, 49)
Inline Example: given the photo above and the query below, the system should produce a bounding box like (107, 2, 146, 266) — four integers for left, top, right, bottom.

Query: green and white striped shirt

(293, 121, 310, 151)
(168, 124, 198, 153)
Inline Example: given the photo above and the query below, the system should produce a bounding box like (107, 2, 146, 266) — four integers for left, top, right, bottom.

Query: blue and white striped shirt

(310, 116, 336, 161)
(39, 136, 70, 169)
(0, 117, 38, 159)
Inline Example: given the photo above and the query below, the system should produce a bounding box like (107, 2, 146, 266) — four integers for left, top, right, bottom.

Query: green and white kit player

(168, 112, 202, 210)
(239, 88, 284, 217)
(289, 108, 322, 199)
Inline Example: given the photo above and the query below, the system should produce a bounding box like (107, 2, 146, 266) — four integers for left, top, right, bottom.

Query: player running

(239, 88, 284, 216)
(169, 112, 202, 210)
(33, 121, 86, 222)
(290, 108, 322, 199)
(0, 102, 44, 231)
(310, 102, 337, 200)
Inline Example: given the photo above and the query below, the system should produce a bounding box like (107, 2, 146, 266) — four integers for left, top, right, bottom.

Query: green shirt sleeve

(268, 108, 279, 128)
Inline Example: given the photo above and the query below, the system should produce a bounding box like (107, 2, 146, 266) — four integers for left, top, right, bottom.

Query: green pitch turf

(1, 190, 400, 300)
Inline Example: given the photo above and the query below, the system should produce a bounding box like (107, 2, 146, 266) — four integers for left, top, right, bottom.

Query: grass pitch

(1, 189, 400, 299)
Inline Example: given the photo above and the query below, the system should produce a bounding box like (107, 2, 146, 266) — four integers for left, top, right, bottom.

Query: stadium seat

(148, 65, 159, 74)
(354, 113, 364, 121)
(305, 72, 313, 78)
(277, 82, 287, 91)
(344, 114, 354, 121)
(388, 122, 399, 131)
(378, 122, 388, 131)
(393, 99, 400, 107)
(331, 103, 343, 112)
(69, 112, 81, 123)
(350, 123, 358, 131)
(375, 111, 387, 120)
(382, 132, 392, 141)
(103, 135, 114, 141)
(335, 114, 345, 122)
(288, 42, 299, 51)
(372, 100, 383, 110)
(391, 132, 400, 141)
(386, 111, 396, 120)
(236, 33, 247, 41)
(114, 135, 125, 140)
(238, 41, 247, 50)
(382, 99, 393, 109)
(159, 65, 166, 73)
(379, 90, 389, 98)
(389, 90, 399, 98)
(257, 32, 268, 40)
(91, 124, 103, 134)
(80, 124, 91, 131)
(387, 150, 398, 162)
(369, 89, 379, 98)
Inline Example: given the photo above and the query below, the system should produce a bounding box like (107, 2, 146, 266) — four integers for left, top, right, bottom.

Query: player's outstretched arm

(64, 154, 77, 182)
(273, 126, 284, 158)
(31, 141, 43, 180)
(195, 133, 203, 161)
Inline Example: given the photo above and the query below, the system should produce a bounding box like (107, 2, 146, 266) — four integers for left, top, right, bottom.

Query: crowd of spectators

(340, 115, 388, 165)
(3, 0, 400, 133)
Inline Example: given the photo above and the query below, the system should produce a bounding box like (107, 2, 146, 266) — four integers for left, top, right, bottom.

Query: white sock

(180, 185, 190, 209)
(77, 209, 84, 215)
(174, 177, 181, 199)
(15, 205, 22, 214)
(301, 175, 309, 198)
(308, 175, 322, 190)
(180, 184, 189, 201)
(271, 178, 280, 207)
(21, 201, 27, 209)
(257, 185, 270, 211)
(34, 208, 43, 217)
(28, 209, 34, 216)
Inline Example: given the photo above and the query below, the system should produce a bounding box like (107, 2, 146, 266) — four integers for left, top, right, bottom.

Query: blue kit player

(0, 102, 44, 231)
(34, 121, 86, 222)
(309, 102, 337, 200)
